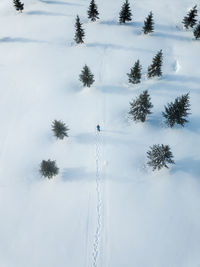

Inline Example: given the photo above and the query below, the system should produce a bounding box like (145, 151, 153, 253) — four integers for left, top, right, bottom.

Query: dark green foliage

(127, 60, 142, 84)
(182, 5, 198, 29)
(143, 11, 154, 34)
(119, 0, 132, 24)
(52, 120, 69, 140)
(79, 65, 95, 87)
(74, 15, 85, 44)
(13, 0, 24, 12)
(88, 0, 99, 22)
(147, 50, 163, 78)
(40, 159, 59, 179)
(147, 144, 175, 171)
(193, 21, 200, 39)
(129, 90, 153, 122)
(162, 93, 191, 127)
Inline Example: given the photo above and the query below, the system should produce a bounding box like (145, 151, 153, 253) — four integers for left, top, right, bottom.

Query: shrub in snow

(88, 0, 99, 22)
(127, 60, 142, 84)
(129, 90, 153, 122)
(74, 15, 85, 44)
(182, 5, 198, 29)
(40, 159, 59, 179)
(147, 144, 175, 171)
(143, 11, 154, 34)
(147, 50, 163, 78)
(52, 120, 69, 140)
(13, 0, 24, 12)
(79, 65, 95, 87)
(119, 0, 132, 24)
(193, 21, 200, 39)
(162, 93, 190, 127)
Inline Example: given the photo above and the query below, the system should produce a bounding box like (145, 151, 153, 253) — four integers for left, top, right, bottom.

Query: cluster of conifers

(12, 0, 194, 177)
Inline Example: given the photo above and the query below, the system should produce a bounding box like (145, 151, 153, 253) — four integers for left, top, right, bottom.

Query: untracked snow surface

(0, 0, 200, 266)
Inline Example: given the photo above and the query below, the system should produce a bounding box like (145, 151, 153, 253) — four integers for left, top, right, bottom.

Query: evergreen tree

(143, 11, 154, 34)
(52, 120, 69, 140)
(88, 0, 99, 22)
(147, 144, 175, 171)
(79, 65, 95, 87)
(74, 15, 85, 44)
(127, 60, 142, 84)
(193, 21, 200, 39)
(182, 5, 198, 29)
(119, 0, 132, 24)
(129, 90, 153, 122)
(40, 159, 59, 179)
(162, 93, 190, 127)
(147, 50, 163, 78)
(13, 0, 24, 12)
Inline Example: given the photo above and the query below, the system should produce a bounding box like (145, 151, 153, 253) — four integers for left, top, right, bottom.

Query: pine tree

(193, 21, 200, 39)
(74, 15, 85, 44)
(79, 65, 95, 87)
(182, 5, 198, 29)
(52, 120, 69, 140)
(13, 0, 24, 12)
(143, 11, 154, 34)
(119, 0, 132, 24)
(147, 144, 175, 171)
(40, 159, 59, 179)
(129, 90, 153, 122)
(147, 50, 163, 78)
(127, 60, 142, 84)
(162, 93, 190, 127)
(88, 0, 99, 22)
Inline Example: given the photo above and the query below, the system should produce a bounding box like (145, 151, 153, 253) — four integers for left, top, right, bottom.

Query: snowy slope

(0, 0, 200, 266)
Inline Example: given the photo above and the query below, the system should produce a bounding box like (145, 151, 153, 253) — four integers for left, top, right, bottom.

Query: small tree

(147, 50, 163, 78)
(88, 0, 99, 22)
(52, 120, 69, 140)
(162, 93, 190, 127)
(147, 144, 175, 171)
(143, 11, 154, 34)
(13, 0, 24, 12)
(119, 0, 132, 24)
(129, 90, 153, 122)
(182, 5, 198, 29)
(127, 60, 142, 84)
(74, 15, 85, 44)
(194, 21, 200, 39)
(40, 159, 59, 179)
(79, 65, 95, 87)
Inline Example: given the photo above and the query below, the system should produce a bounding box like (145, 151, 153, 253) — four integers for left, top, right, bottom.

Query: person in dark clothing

(97, 125, 100, 132)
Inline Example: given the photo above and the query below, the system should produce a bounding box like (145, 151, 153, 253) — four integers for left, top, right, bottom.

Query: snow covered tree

(40, 159, 59, 179)
(147, 50, 163, 78)
(129, 90, 153, 122)
(143, 11, 154, 34)
(182, 5, 198, 29)
(127, 60, 142, 84)
(13, 0, 24, 12)
(52, 120, 69, 140)
(193, 21, 200, 39)
(119, 0, 132, 24)
(88, 0, 99, 22)
(74, 15, 85, 44)
(162, 93, 190, 127)
(147, 144, 175, 171)
(79, 65, 95, 87)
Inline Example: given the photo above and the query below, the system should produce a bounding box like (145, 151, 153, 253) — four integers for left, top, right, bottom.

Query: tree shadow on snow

(62, 167, 94, 182)
(171, 158, 200, 178)
(39, 0, 83, 6)
(0, 37, 48, 44)
(27, 10, 67, 16)
(164, 74, 200, 84)
(153, 32, 191, 42)
(74, 133, 96, 145)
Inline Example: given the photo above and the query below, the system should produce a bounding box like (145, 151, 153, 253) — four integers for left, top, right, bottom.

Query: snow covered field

(0, 0, 200, 266)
